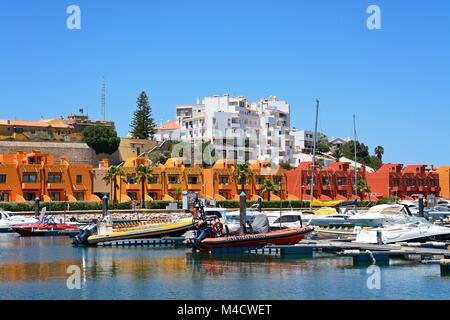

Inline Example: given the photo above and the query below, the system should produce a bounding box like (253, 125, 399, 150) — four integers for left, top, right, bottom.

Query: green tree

(259, 180, 278, 202)
(148, 151, 171, 165)
(341, 140, 370, 159)
(234, 163, 252, 193)
(374, 146, 384, 161)
(316, 133, 331, 153)
(130, 91, 156, 139)
(170, 187, 183, 206)
(103, 166, 126, 204)
(331, 147, 343, 162)
(82, 125, 120, 155)
(134, 165, 154, 208)
(356, 180, 370, 201)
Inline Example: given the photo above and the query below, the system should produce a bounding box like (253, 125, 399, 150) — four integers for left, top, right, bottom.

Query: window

(188, 176, 198, 184)
(76, 175, 82, 184)
(168, 176, 179, 184)
(127, 192, 138, 200)
(49, 192, 61, 201)
(273, 177, 282, 185)
(219, 176, 229, 184)
(24, 192, 35, 201)
(256, 177, 264, 185)
(149, 176, 158, 184)
(22, 173, 37, 183)
(322, 177, 329, 186)
(74, 192, 84, 201)
(127, 175, 137, 184)
(48, 173, 62, 183)
(0, 192, 9, 202)
(0, 175, 6, 184)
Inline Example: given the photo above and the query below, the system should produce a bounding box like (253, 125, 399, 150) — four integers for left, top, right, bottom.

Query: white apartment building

(291, 130, 315, 154)
(172, 94, 294, 165)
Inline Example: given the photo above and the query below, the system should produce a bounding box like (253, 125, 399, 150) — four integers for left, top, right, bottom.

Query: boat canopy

(311, 199, 344, 207)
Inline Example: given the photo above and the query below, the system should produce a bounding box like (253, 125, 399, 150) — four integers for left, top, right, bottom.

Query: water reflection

(0, 234, 448, 300)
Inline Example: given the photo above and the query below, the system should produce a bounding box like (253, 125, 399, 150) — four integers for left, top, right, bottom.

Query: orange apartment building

(365, 164, 440, 200)
(0, 150, 99, 202)
(286, 161, 368, 201)
(203, 160, 289, 201)
(435, 167, 450, 199)
(110, 158, 288, 202)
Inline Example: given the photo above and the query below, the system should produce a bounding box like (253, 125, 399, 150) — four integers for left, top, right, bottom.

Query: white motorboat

(265, 211, 304, 230)
(423, 204, 450, 221)
(0, 210, 39, 233)
(302, 207, 355, 228)
(348, 204, 412, 227)
(355, 217, 450, 244)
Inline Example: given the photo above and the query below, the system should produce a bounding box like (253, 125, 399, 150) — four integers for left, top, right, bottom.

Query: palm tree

(234, 163, 252, 193)
(331, 147, 343, 162)
(103, 166, 126, 204)
(170, 187, 183, 207)
(374, 146, 384, 161)
(356, 180, 370, 201)
(134, 164, 154, 209)
(259, 180, 278, 202)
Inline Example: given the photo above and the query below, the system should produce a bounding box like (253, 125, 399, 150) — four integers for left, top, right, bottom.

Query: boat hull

(12, 224, 81, 237)
(87, 220, 193, 245)
(199, 227, 314, 251)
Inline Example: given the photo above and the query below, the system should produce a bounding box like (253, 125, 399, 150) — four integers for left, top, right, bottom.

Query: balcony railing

(22, 182, 41, 190)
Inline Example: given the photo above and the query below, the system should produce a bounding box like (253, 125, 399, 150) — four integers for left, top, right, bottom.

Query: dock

(96, 237, 185, 247)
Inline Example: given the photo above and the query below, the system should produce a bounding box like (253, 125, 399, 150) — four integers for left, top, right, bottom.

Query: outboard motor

(72, 224, 98, 246)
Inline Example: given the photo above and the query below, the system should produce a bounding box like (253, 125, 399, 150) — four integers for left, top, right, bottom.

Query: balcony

(337, 185, 352, 191)
(147, 183, 163, 190)
(47, 182, 66, 190)
(187, 184, 202, 190)
(418, 186, 429, 192)
(218, 183, 232, 190)
(22, 182, 41, 190)
(391, 186, 405, 192)
(167, 183, 182, 190)
(406, 186, 417, 192)
(125, 183, 140, 190)
(430, 187, 440, 193)
(321, 185, 334, 191)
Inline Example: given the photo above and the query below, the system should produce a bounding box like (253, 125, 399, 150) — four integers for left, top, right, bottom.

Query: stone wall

(0, 141, 120, 166)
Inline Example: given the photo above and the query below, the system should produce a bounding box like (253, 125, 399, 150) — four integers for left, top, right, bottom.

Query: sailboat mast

(310, 99, 320, 201)
(353, 114, 358, 197)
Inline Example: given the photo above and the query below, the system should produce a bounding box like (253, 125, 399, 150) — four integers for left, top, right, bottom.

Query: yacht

(0, 210, 38, 233)
(348, 204, 412, 227)
(355, 217, 450, 244)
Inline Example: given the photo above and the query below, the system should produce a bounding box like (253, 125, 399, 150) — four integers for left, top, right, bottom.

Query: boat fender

(212, 221, 224, 235)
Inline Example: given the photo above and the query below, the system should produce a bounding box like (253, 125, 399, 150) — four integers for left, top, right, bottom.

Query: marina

(1, 234, 450, 300)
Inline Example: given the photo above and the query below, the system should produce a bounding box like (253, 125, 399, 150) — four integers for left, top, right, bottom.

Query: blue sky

(0, 0, 449, 166)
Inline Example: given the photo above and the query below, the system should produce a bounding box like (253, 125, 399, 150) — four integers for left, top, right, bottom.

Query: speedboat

(354, 217, 450, 244)
(423, 204, 450, 222)
(0, 210, 38, 233)
(12, 216, 81, 237)
(348, 204, 412, 227)
(264, 211, 304, 230)
(73, 213, 193, 246)
(302, 207, 355, 227)
(185, 213, 314, 252)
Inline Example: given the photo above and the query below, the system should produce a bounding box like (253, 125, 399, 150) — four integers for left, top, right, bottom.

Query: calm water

(0, 234, 449, 300)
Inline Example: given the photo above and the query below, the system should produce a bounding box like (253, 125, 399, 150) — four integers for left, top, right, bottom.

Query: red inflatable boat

(12, 223, 81, 237)
(199, 227, 314, 251)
